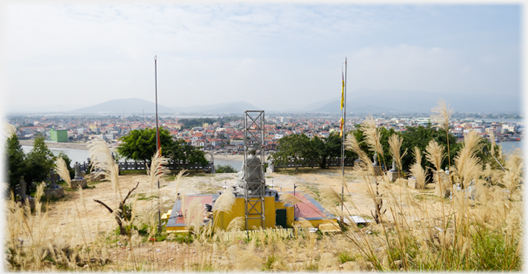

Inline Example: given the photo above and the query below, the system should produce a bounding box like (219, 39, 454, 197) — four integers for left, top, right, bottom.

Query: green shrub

(216, 164, 236, 173)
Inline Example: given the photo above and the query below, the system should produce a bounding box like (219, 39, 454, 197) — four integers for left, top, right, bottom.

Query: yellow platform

(165, 191, 336, 232)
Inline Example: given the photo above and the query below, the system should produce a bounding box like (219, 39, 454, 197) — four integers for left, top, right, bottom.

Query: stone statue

(267, 158, 274, 173)
(45, 168, 65, 198)
(72, 162, 88, 189)
(74, 162, 81, 179)
(50, 169, 57, 187)
(210, 154, 215, 174)
(237, 149, 264, 195)
(373, 152, 378, 166)
(16, 176, 27, 199)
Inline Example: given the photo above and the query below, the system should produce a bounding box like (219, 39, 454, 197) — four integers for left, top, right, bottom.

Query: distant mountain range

(67, 89, 521, 115)
(69, 98, 261, 115)
(174, 101, 262, 114)
(304, 88, 521, 114)
(70, 98, 175, 114)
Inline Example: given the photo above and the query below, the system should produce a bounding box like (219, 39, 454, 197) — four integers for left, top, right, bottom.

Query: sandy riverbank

(211, 154, 245, 161)
(20, 139, 89, 150)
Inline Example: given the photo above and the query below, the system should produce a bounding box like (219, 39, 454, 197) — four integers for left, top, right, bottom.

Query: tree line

(5, 127, 208, 197)
(272, 124, 497, 175)
(271, 132, 351, 171)
(6, 135, 74, 196)
(116, 127, 208, 166)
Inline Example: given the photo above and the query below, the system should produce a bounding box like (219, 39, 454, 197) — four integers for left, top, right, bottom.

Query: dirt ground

(43, 167, 425, 245)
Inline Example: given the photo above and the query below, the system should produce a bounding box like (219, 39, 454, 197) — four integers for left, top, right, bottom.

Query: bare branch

(120, 182, 140, 207)
(93, 199, 114, 214)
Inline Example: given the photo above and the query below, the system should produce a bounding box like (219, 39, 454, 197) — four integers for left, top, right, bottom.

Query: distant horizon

(6, 106, 523, 118)
(6, 86, 522, 115)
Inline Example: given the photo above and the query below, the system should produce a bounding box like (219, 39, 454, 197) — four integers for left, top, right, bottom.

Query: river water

(461, 118, 524, 124)
(22, 146, 91, 164)
(22, 146, 243, 170)
(214, 159, 243, 171)
(498, 141, 524, 154)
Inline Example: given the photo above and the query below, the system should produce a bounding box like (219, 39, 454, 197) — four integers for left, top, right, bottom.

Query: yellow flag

(341, 71, 344, 110)
(339, 117, 344, 137)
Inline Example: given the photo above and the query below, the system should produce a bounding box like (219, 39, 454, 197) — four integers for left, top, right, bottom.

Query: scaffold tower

(243, 110, 266, 230)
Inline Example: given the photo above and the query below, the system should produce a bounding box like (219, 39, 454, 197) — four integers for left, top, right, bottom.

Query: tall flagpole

(342, 59, 347, 175)
(155, 55, 160, 152)
(155, 55, 162, 234)
(341, 58, 347, 211)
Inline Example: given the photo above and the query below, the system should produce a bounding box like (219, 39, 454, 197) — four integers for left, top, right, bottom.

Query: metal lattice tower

(243, 110, 266, 230)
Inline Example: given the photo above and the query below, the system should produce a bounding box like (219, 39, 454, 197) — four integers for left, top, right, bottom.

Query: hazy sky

(2, 2, 523, 113)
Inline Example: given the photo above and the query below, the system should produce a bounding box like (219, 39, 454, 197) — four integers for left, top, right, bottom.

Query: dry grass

(388, 133, 407, 175)
(431, 99, 454, 167)
(88, 139, 121, 203)
(409, 146, 427, 189)
(4, 123, 17, 138)
(339, 114, 523, 271)
(55, 157, 72, 188)
(363, 116, 384, 161)
(5, 119, 523, 271)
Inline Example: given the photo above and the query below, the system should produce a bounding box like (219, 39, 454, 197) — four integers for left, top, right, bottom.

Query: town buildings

(8, 114, 524, 154)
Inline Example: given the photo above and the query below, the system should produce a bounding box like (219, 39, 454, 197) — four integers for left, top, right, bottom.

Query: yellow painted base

(214, 196, 295, 230)
(165, 192, 338, 233)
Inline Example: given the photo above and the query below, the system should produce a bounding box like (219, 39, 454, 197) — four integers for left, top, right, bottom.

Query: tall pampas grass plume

(213, 190, 235, 214)
(88, 139, 121, 200)
(55, 157, 72, 188)
(425, 140, 445, 172)
(345, 133, 374, 175)
(282, 193, 303, 206)
(147, 149, 169, 214)
(431, 99, 454, 167)
(4, 123, 17, 138)
(409, 147, 426, 189)
(388, 134, 407, 173)
(345, 132, 371, 165)
(502, 149, 524, 196)
(173, 169, 187, 199)
(363, 116, 384, 158)
(425, 140, 447, 196)
(453, 130, 483, 188)
(148, 149, 169, 190)
(55, 155, 89, 244)
(489, 131, 497, 156)
(431, 99, 453, 132)
(226, 216, 244, 232)
(185, 198, 204, 234)
(319, 186, 346, 216)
